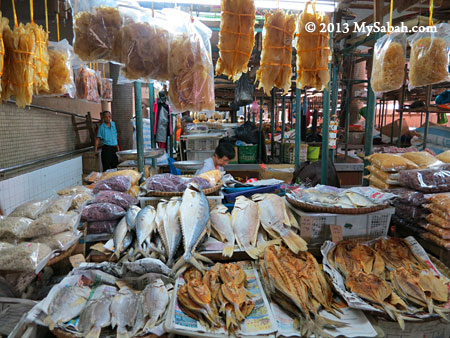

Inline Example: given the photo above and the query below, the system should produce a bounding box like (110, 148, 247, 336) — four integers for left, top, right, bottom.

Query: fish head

(213, 204, 229, 214)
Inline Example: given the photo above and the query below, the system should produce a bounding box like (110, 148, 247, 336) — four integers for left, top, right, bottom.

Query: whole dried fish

(124, 257, 171, 276)
(79, 296, 113, 338)
(210, 204, 235, 257)
(159, 198, 182, 267)
(135, 206, 156, 250)
(374, 238, 428, 271)
(126, 205, 141, 230)
(232, 196, 260, 259)
(111, 287, 140, 338)
(44, 286, 91, 330)
(142, 279, 169, 329)
(113, 217, 128, 258)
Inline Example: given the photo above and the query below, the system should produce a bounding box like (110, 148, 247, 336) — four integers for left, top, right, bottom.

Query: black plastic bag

(235, 73, 254, 106)
(235, 121, 259, 144)
(291, 159, 340, 187)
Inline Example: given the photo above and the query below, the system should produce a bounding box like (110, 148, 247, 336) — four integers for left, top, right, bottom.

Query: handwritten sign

(330, 225, 343, 243)
(300, 216, 314, 239)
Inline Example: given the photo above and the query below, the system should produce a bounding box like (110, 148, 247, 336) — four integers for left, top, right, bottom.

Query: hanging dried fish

(215, 0, 256, 82)
(256, 9, 295, 95)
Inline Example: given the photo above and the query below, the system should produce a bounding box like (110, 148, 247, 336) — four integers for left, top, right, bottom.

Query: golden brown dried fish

(219, 263, 246, 286)
(374, 238, 428, 271)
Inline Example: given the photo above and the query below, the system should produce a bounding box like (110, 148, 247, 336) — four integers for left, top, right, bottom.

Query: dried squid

(296, 1, 330, 90)
(256, 9, 295, 95)
(215, 0, 256, 81)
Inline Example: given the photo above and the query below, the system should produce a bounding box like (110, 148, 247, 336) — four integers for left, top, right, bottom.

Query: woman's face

(214, 155, 230, 167)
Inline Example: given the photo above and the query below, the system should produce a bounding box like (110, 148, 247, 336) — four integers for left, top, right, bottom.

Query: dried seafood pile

(327, 238, 450, 328)
(260, 245, 344, 338)
(177, 263, 254, 333)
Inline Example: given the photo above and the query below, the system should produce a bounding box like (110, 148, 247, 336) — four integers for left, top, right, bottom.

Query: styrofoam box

(287, 202, 395, 243)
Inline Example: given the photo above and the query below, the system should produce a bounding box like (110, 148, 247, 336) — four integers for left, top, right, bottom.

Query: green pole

(330, 64, 339, 161)
(259, 97, 263, 163)
(281, 95, 286, 163)
(271, 88, 275, 161)
(148, 83, 156, 168)
(294, 88, 301, 167)
(134, 82, 145, 181)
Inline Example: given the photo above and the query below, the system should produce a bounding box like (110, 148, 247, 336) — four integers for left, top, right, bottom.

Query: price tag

(330, 225, 343, 243)
(69, 254, 86, 268)
(300, 216, 314, 239)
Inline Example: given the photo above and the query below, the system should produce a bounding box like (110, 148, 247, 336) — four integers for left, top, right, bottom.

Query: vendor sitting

(196, 141, 236, 175)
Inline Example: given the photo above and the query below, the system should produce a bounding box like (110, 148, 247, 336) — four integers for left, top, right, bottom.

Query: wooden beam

(374, 0, 384, 23)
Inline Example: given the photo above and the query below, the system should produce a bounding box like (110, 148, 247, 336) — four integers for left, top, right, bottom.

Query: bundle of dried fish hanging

(27, 22, 49, 93)
(177, 263, 254, 333)
(2, 23, 35, 107)
(327, 238, 450, 328)
(260, 245, 344, 338)
(296, 1, 330, 90)
(73, 6, 122, 62)
(0, 13, 9, 96)
(256, 9, 296, 95)
(215, 0, 256, 81)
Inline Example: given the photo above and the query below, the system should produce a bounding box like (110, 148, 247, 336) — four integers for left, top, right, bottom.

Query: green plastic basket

(238, 145, 257, 164)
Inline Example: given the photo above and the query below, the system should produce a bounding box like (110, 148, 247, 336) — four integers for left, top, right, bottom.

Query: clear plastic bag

(42, 195, 74, 214)
(425, 204, 450, 220)
(392, 200, 429, 220)
(398, 166, 450, 193)
(408, 23, 450, 90)
(71, 192, 94, 210)
(20, 212, 80, 238)
(128, 185, 140, 198)
(426, 213, 450, 229)
(39, 39, 76, 98)
(93, 190, 138, 209)
(166, 9, 215, 113)
(368, 174, 399, 190)
(120, 7, 170, 82)
(35, 230, 81, 251)
(93, 175, 132, 193)
(371, 33, 406, 93)
(85, 171, 102, 183)
(58, 185, 91, 196)
(75, 65, 100, 102)
(423, 223, 450, 239)
(9, 198, 52, 219)
(366, 165, 400, 185)
(144, 173, 188, 192)
(0, 242, 52, 272)
(100, 77, 113, 101)
(101, 169, 141, 185)
(81, 202, 126, 221)
(87, 220, 119, 234)
(436, 150, 450, 163)
(401, 151, 443, 169)
(69, 0, 122, 62)
(388, 188, 426, 206)
(366, 153, 419, 172)
(0, 217, 33, 239)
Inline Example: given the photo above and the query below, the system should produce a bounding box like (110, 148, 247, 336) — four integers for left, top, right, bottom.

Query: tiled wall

(0, 157, 82, 215)
(0, 102, 90, 170)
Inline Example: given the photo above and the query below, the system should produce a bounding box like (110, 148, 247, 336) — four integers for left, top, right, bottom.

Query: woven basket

(146, 181, 222, 197)
(286, 195, 388, 215)
(47, 243, 77, 266)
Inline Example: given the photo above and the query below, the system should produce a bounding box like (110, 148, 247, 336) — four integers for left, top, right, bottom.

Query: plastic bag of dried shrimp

(371, 33, 406, 93)
(408, 23, 450, 89)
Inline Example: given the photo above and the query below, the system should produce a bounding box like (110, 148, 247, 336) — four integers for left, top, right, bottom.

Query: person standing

(95, 111, 119, 170)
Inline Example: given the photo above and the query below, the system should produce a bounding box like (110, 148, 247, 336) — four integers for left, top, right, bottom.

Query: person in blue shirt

(94, 111, 119, 170)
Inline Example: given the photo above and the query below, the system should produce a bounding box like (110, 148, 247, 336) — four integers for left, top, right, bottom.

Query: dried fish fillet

(27, 22, 49, 93)
(374, 237, 428, 271)
(256, 9, 295, 95)
(296, 2, 330, 90)
(3, 23, 35, 107)
(215, 0, 256, 81)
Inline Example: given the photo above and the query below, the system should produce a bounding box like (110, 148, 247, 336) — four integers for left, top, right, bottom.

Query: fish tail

(435, 307, 450, 322)
(282, 230, 308, 253)
(222, 244, 234, 257)
(194, 252, 214, 264)
(117, 327, 129, 338)
(172, 256, 186, 274)
(187, 255, 207, 273)
(427, 297, 434, 315)
(245, 246, 263, 259)
(86, 327, 101, 338)
(143, 317, 157, 330)
(43, 316, 55, 331)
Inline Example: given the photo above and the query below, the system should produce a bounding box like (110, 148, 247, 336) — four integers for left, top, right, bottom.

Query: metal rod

(330, 64, 339, 161)
(423, 85, 432, 150)
(259, 97, 263, 163)
(271, 88, 275, 161)
(344, 83, 351, 159)
(397, 67, 407, 147)
(390, 98, 396, 145)
(281, 95, 286, 163)
(134, 82, 145, 179)
(294, 87, 301, 167)
(0, 147, 93, 176)
(148, 83, 156, 168)
(379, 95, 385, 139)
(321, 87, 330, 185)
